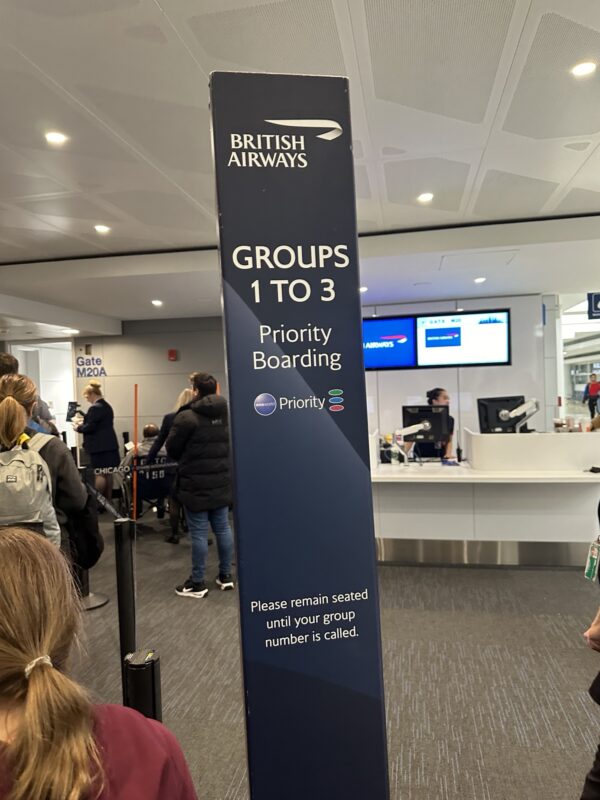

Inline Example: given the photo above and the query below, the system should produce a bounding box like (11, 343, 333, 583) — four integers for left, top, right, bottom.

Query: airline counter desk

(371, 429, 600, 567)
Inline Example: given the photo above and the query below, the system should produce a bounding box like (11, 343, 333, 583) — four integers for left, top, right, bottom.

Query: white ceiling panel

(17, 196, 121, 222)
(0, 70, 136, 162)
(0, 0, 599, 297)
(0, 172, 66, 199)
(76, 85, 213, 175)
(97, 190, 211, 230)
(2, 0, 140, 17)
(556, 187, 600, 214)
(186, 0, 346, 76)
(504, 13, 600, 140)
(473, 169, 559, 218)
(365, 0, 517, 123)
(384, 157, 471, 212)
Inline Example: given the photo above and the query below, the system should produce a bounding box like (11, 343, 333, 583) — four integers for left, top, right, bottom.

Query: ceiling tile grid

(1, 0, 600, 268)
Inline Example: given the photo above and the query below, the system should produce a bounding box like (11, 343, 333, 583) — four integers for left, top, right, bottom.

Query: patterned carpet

(74, 517, 600, 800)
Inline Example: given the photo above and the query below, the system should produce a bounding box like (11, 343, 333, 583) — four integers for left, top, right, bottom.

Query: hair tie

(24, 655, 53, 679)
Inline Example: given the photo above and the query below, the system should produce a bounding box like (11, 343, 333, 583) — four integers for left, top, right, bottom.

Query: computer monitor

(478, 396, 526, 433)
(401, 405, 449, 443)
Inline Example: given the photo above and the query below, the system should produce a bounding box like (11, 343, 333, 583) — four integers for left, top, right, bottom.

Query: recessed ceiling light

(45, 131, 69, 146)
(94, 224, 111, 234)
(151, 299, 163, 307)
(474, 277, 487, 284)
(372, 313, 378, 318)
(571, 61, 597, 77)
(417, 192, 434, 204)
(456, 308, 464, 312)
(62, 328, 79, 335)
(360, 286, 368, 293)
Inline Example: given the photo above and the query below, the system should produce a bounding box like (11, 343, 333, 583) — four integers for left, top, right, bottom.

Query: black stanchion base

(124, 650, 162, 721)
(82, 592, 110, 611)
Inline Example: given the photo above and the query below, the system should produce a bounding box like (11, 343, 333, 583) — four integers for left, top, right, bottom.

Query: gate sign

(75, 355, 107, 379)
(210, 72, 389, 800)
(588, 293, 600, 320)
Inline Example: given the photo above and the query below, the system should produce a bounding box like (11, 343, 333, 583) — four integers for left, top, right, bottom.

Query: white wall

(9, 342, 75, 443)
(364, 294, 550, 458)
(38, 343, 74, 442)
(74, 317, 226, 446)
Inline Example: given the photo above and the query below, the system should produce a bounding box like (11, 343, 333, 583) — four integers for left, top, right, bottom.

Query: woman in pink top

(0, 527, 197, 800)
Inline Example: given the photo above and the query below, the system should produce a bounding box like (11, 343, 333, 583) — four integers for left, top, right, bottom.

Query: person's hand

(584, 621, 600, 652)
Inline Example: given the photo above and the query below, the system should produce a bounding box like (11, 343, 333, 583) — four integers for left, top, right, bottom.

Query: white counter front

(370, 431, 600, 561)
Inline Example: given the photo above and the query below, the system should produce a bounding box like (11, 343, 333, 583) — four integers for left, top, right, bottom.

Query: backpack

(0, 433, 61, 546)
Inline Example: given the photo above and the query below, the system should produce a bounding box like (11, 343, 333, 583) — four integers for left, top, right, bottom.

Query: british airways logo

(363, 334, 408, 351)
(264, 119, 343, 141)
(227, 119, 343, 169)
(425, 327, 461, 348)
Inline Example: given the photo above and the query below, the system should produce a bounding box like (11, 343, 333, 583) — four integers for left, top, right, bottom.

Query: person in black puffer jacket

(166, 372, 234, 599)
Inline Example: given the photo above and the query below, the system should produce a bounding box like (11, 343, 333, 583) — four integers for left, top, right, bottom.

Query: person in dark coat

(74, 380, 119, 504)
(166, 372, 234, 599)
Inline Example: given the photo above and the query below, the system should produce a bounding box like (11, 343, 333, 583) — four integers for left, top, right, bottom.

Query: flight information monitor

(416, 310, 511, 368)
(362, 316, 417, 370)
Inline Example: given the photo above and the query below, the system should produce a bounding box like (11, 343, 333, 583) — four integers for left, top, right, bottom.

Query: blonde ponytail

(0, 395, 26, 449)
(0, 374, 37, 449)
(0, 528, 103, 800)
(10, 668, 102, 800)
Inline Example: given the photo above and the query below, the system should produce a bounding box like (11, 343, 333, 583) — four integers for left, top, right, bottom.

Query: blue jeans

(185, 506, 234, 583)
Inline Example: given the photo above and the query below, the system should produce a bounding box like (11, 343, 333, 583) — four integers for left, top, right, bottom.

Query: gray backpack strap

(24, 433, 55, 495)
(26, 432, 54, 454)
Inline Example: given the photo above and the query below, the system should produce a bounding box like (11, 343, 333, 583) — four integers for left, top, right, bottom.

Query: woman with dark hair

(0, 526, 197, 800)
(416, 387, 455, 460)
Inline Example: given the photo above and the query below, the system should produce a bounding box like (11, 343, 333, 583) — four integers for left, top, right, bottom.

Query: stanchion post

(73, 563, 109, 611)
(113, 517, 137, 703)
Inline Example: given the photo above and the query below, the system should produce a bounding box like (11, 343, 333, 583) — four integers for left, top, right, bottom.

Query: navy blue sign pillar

(210, 72, 389, 800)
(588, 293, 600, 320)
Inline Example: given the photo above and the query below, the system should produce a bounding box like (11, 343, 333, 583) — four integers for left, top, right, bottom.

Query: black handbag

(66, 492, 104, 570)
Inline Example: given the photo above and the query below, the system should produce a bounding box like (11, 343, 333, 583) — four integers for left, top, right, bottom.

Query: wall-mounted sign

(588, 293, 600, 320)
(75, 355, 106, 379)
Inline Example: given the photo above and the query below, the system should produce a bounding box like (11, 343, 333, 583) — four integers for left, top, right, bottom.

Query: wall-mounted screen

(362, 316, 417, 370)
(416, 310, 511, 367)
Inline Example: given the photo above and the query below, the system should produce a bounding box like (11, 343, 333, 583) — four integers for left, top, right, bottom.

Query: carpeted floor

(74, 516, 600, 800)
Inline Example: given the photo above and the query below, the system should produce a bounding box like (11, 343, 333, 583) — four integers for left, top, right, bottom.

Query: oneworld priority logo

(254, 393, 277, 416)
(328, 388, 345, 413)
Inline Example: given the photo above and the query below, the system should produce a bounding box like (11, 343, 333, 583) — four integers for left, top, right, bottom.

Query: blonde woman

(147, 388, 194, 544)
(0, 374, 86, 548)
(0, 527, 197, 799)
(74, 381, 119, 504)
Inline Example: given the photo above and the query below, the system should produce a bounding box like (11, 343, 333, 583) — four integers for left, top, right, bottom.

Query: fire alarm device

(168, 349, 178, 362)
